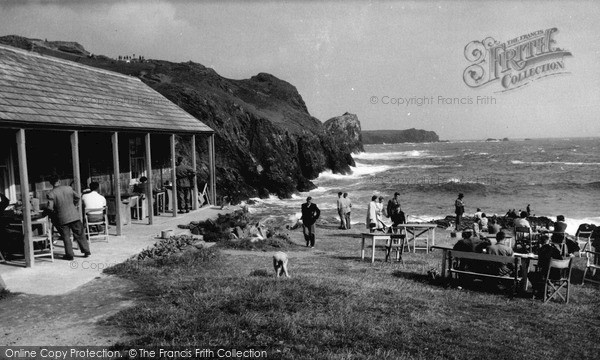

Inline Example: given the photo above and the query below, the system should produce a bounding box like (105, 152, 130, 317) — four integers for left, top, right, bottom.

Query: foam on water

(512, 160, 600, 166)
(353, 150, 432, 160)
(315, 162, 391, 181)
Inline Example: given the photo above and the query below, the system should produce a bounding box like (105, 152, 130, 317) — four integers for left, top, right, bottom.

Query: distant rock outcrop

(324, 112, 364, 154)
(0, 35, 361, 201)
(361, 129, 439, 144)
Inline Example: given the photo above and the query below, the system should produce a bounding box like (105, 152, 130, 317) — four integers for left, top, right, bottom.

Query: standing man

(176, 156, 196, 213)
(301, 196, 320, 248)
(336, 192, 345, 229)
(342, 192, 352, 229)
(47, 175, 90, 260)
(387, 192, 405, 227)
(454, 193, 465, 231)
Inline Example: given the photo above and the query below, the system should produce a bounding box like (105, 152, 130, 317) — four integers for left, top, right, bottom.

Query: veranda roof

(0, 44, 212, 134)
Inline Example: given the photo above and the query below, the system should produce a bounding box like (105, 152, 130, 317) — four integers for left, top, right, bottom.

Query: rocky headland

(361, 129, 439, 144)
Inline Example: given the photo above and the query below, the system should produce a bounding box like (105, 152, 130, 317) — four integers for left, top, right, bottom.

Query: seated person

(536, 234, 568, 289)
(553, 215, 567, 233)
(133, 176, 150, 199)
(488, 218, 501, 234)
(486, 231, 514, 276)
(479, 213, 489, 231)
(474, 208, 483, 220)
(513, 211, 531, 229)
(453, 230, 488, 273)
(0, 193, 24, 257)
(81, 181, 106, 223)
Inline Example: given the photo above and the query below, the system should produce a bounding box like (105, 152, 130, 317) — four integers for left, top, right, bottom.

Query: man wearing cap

(455, 193, 465, 231)
(386, 192, 405, 227)
(301, 196, 320, 247)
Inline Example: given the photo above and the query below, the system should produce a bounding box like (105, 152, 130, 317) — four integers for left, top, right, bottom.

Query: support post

(208, 134, 216, 205)
(145, 133, 154, 224)
(70, 131, 81, 219)
(112, 132, 122, 235)
(191, 135, 198, 210)
(170, 134, 177, 217)
(16, 129, 33, 267)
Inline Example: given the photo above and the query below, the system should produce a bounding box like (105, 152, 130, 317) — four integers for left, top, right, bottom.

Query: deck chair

(84, 207, 109, 242)
(582, 250, 600, 285)
(514, 226, 533, 253)
(576, 230, 594, 257)
(542, 258, 573, 303)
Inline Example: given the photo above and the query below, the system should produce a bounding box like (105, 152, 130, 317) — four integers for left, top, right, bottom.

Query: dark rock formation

(0, 35, 361, 201)
(361, 129, 439, 144)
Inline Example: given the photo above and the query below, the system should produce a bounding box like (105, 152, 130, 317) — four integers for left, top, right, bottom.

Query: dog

(272, 251, 290, 278)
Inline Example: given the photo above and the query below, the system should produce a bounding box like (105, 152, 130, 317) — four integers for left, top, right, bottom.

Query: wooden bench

(446, 250, 521, 291)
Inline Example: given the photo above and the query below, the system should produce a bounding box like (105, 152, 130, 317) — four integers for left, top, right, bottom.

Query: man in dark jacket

(176, 156, 196, 213)
(47, 175, 90, 260)
(301, 196, 320, 248)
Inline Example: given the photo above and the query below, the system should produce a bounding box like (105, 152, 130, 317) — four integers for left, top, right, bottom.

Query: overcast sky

(1, 0, 599, 140)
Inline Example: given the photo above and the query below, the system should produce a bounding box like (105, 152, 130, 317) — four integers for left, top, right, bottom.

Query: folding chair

(576, 230, 594, 257)
(542, 258, 573, 303)
(84, 207, 109, 242)
(582, 250, 600, 285)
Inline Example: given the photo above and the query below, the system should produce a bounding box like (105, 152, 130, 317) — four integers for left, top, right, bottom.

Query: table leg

(520, 258, 530, 292)
(361, 236, 365, 261)
(371, 237, 376, 263)
(441, 249, 448, 278)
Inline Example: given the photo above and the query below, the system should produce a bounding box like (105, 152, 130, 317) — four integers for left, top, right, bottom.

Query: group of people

(298, 191, 408, 248)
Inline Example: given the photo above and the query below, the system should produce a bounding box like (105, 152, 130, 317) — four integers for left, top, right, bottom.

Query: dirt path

(1, 275, 136, 346)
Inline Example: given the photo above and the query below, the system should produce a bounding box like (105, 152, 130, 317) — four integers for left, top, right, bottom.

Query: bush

(135, 235, 201, 260)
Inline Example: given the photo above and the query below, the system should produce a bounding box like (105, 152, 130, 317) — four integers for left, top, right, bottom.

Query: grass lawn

(103, 225, 600, 359)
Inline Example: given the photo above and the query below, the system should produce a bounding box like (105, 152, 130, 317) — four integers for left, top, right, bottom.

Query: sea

(249, 137, 600, 235)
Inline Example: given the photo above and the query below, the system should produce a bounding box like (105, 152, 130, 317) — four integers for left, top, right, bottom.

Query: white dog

(273, 251, 290, 278)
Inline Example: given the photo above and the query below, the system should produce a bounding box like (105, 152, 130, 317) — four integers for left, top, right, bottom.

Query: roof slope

(0, 44, 212, 133)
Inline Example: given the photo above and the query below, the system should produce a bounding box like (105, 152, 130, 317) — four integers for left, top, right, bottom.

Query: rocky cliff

(0, 35, 363, 200)
(361, 129, 439, 144)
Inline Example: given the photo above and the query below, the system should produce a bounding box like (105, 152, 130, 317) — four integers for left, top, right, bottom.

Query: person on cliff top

(300, 196, 320, 248)
(454, 193, 465, 231)
(386, 192, 405, 227)
(336, 192, 346, 230)
(342, 192, 352, 229)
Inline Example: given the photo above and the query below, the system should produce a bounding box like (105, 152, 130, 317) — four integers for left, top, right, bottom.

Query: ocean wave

(511, 160, 600, 166)
(315, 162, 390, 181)
(353, 150, 434, 160)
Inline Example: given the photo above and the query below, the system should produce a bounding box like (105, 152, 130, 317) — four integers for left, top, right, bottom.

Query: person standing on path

(176, 156, 196, 213)
(47, 175, 91, 260)
(342, 192, 352, 229)
(455, 193, 465, 231)
(301, 197, 320, 248)
(336, 192, 346, 229)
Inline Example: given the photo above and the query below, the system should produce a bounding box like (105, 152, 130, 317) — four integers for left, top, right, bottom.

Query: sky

(0, 0, 599, 140)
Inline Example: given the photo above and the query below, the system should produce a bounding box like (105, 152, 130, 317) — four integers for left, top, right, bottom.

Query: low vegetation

(103, 227, 600, 360)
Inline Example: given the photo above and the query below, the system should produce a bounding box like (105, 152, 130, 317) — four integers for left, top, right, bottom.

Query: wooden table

(360, 232, 391, 263)
(394, 223, 437, 253)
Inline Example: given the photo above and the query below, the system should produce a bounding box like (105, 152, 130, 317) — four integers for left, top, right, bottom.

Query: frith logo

(463, 28, 572, 92)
